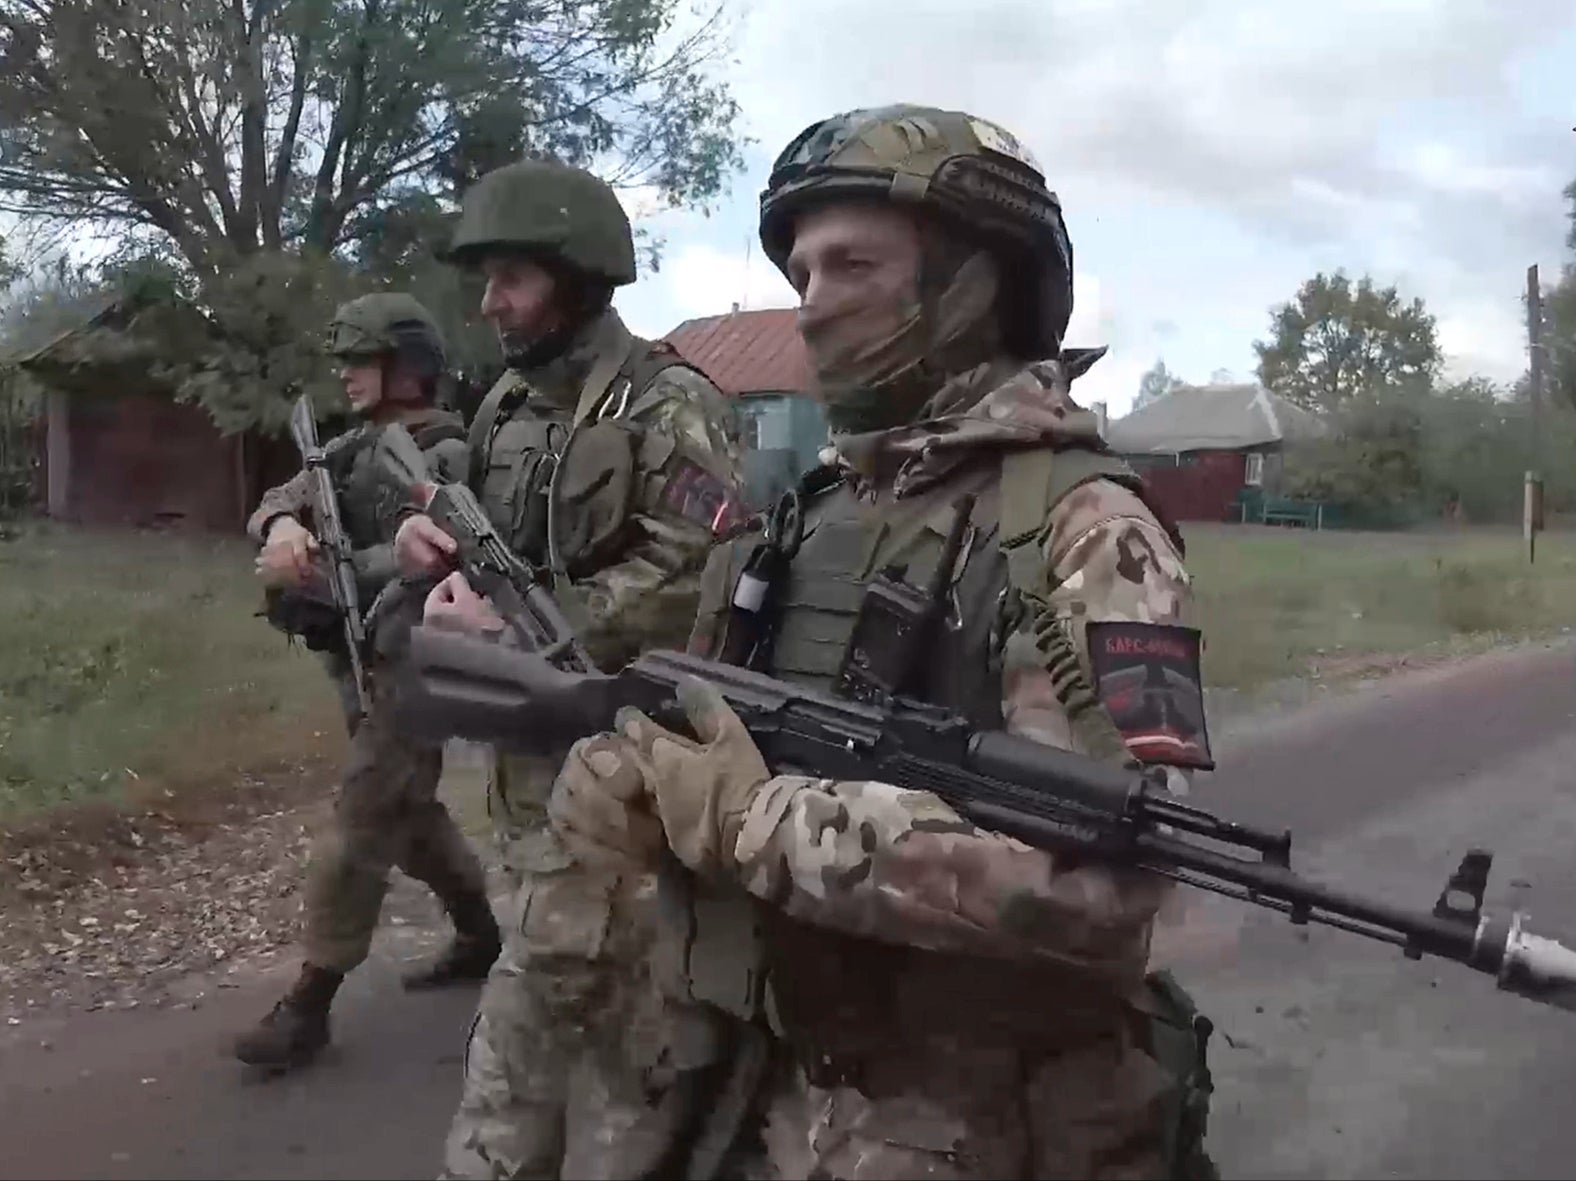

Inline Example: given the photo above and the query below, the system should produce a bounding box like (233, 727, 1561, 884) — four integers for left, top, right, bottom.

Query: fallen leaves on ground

(0, 768, 331, 1017)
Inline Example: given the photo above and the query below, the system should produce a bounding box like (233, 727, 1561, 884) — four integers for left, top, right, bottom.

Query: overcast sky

(614, 0, 1576, 418)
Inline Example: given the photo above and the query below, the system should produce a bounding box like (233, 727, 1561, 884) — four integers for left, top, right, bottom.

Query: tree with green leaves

(1254, 270, 1442, 413)
(0, 0, 747, 431)
(1134, 357, 1183, 408)
(0, 0, 742, 269)
(1543, 177, 1576, 412)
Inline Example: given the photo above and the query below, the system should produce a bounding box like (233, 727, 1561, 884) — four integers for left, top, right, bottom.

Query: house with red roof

(664, 307, 828, 509)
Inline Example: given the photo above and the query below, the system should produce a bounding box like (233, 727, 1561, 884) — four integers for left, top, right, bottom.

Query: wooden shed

(19, 295, 298, 533)
(1106, 383, 1327, 522)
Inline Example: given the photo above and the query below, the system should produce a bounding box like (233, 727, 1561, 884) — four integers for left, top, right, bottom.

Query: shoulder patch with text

(1085, 621, 1214, 770)
(660, 458, 747, 536)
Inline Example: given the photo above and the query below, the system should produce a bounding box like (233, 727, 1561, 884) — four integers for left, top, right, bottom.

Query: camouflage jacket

(692, 355, 1199, 981)
(249, 406, 468, 602)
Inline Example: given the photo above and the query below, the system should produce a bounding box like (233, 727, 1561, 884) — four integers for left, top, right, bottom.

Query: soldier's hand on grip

(614, 676, 771, 874)
(546, 733, 666, 872)
(395, 513, 459, 577)
(423, 571, 505, 636)
(256, 517, 320, 589)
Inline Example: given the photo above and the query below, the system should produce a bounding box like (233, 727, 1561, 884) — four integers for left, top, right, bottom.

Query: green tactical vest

(699, 442, 1178, 728)
(326, 412, 467, 548)
(674, 440, 1216, 1181)
(683, 440, 1169, 1020)
(465, 327, 705, 570)
(264, 410, 467, 667)
(470, 321, 714, 842)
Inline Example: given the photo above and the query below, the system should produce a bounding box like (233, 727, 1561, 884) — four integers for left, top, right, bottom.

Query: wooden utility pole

(1526, 264, 1546, 562)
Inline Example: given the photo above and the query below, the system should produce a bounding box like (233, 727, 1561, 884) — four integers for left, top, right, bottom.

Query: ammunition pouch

(261, 586, 347, 657)
(1143, 968, 1220, 1181)
(550, 417, 639, 579)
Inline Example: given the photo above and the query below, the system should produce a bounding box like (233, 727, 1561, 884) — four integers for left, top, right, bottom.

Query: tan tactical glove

(614, 677, 772, 875)
(547, 733, 667, 872)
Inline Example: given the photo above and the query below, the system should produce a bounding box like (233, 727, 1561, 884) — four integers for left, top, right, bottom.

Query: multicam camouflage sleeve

(712, 478, 1193, 974)
(247, 465, 398, 601)
(246, 470, 313, 544)
(565, 367, 744, 671)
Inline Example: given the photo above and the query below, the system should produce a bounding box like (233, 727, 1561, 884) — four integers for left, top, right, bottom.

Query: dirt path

(4, 643, 1576, 1179)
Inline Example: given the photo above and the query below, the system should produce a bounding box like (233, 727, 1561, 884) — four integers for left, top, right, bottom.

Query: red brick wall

(1130, 451, 1249, 522)
(56, 393, 246, 531)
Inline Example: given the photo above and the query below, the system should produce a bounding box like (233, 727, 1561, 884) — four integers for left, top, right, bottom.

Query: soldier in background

(234, 293, 500, 1074)
(547, 106, 1222, 1179)
(388, 160, 745, 1178)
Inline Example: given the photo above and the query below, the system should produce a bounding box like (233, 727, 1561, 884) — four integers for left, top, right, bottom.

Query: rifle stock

(397, 623, 1576, 1018)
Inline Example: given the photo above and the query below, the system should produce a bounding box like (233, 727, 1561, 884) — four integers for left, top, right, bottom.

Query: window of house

(1244, 452, 1265, 486)
(737, 394, 801, 452)
(737, 408, 761, 450)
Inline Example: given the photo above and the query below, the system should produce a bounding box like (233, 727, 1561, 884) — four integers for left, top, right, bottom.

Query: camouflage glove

(614, 677, 772, 875)
(547, 733, 667, 872)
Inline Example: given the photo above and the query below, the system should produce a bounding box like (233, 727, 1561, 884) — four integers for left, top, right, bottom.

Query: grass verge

(0, 519, 342, 823)
(4, 518, 1576, 823)
(1187, 523, 1576, 690)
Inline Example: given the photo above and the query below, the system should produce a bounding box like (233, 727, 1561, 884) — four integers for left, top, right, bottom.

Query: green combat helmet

(327, 292, 448, 383)
(441, 159, 637, 287)
(758, 105, 1076, 357)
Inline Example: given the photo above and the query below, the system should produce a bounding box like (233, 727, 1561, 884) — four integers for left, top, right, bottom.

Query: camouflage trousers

(299, 673, 488, 974)
(440, 844, 687, 1178)
(722, 969, 1217, 1181)
(482, 750, 561, 895)
(731, 1031, 1186, 1179)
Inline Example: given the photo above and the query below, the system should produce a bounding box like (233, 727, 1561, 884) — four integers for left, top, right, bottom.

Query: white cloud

(625, 0, 1574, 414)
(616, 183, 671, 224)
(620, 240, 796, 338)
(662, 241, 798, 322)
(1437, 302, 1529, 387)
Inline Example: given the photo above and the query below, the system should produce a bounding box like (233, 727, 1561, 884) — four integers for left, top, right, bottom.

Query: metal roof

(664, 308, 808, 397)
(1106, 382, 1328, 454)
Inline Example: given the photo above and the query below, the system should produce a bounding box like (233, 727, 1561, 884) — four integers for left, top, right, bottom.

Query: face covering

(798, 247, 1002, 434)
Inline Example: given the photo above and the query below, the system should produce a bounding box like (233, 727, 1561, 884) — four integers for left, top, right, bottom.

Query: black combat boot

(401, 890, 502, 991)
(232, 962, 344, 1071)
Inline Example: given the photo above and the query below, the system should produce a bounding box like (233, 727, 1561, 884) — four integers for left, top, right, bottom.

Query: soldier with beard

(547, 106, 1223, 1179)
(391, 159, 745, 1178)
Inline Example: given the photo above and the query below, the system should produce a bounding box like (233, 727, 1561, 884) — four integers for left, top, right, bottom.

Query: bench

(1258, 496, 1324, 529)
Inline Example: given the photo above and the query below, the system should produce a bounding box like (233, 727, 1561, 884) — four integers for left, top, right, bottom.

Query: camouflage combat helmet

(327, 292, 447, 380)
(442, 159, 637, 286)
(759, 105, 1076, 355)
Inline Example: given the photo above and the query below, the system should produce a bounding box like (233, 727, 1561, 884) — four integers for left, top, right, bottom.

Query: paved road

(1190, 639, 1576, 1180)
(3, 640, 1575, 1180)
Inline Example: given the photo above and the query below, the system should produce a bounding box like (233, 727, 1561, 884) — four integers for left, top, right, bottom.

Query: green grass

(1187, 523, 1576, 690)
(0, 519, 340, 819)
(4, 517, 1576, 822)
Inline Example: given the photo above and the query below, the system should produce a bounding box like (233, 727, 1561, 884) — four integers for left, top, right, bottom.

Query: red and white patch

(660, 459, 747, 537)
(1085, 621, 1215, 770)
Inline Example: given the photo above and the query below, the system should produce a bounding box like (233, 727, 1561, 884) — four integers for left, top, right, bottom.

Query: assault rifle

(395, 624, 1576, 1015)
(287, 393, 370, 716)
(388, 476, 1576, 1017)
(377, 424, 596, 672)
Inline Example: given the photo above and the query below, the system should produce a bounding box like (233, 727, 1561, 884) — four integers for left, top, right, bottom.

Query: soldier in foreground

(388, 160, 744, 1177)
(234, 294, 500, 1072)
(544, 106, 1222, 1178)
